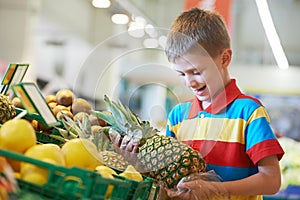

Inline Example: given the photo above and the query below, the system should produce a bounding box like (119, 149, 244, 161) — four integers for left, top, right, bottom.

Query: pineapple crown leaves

(56, 112, 94, 141)
(54, 112, 113, 152)
(90, 95, 157, 140)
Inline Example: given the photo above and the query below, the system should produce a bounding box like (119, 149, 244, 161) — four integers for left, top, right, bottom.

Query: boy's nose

(186, 77, 197, 87)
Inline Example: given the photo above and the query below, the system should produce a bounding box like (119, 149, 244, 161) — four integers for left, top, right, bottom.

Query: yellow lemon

(21, 144, 65, 185)
(0, 119, 36, 172)
(0, 119, 36, 153)
(21, 158, 57, 185)
(23, 143, 65, 166)
(95, 165, 117, 177)
(119, 165, 143, 181)
(61, 138, 103, 170)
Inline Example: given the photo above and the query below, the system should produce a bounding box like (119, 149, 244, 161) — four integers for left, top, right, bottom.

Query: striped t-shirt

(166, 79, 284, 200)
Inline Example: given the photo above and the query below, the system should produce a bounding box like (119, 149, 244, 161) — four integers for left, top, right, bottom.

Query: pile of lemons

(0, 119, 103, 185)
(0, 118, 143, 191)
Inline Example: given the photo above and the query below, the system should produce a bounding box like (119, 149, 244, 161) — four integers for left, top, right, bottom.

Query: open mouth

(192, 85, 207, 93)
(198, 85, 207, 91)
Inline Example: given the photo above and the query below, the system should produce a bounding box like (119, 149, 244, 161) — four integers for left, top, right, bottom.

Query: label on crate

(11, 82, 60, 127)
(0, 63, 29, 94)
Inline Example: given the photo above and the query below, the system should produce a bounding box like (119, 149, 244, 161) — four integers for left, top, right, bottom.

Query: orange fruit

(61, 138, 103, 170)
(0, 119, 36, 153)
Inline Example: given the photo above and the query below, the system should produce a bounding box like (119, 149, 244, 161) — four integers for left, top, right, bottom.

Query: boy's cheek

(178, 77, 187, 86)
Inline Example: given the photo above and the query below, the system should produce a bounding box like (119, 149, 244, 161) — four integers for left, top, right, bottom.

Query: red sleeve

(247, 139, 285, 165)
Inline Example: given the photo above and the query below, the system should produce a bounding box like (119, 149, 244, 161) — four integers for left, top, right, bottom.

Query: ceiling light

(92, 0, 111, 8)
(255, 0, 289, 70)
(143, 38, 159, 48)
(145, 24, 158, 37)
(128, 22, 145, 38)
(111, 14, 129, 25)
(134, 16, 147, 26)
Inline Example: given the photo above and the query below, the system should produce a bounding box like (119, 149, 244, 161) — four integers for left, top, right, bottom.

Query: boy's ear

(221, 48, 232, 67)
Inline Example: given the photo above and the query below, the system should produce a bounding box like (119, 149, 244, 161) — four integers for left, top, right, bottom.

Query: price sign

(11, 82, 60, 127)
(1, 63, 29, 94)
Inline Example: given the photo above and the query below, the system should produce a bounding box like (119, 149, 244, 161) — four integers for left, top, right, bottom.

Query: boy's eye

(193, 71, 201, 75)
(177, 72, 185, 76)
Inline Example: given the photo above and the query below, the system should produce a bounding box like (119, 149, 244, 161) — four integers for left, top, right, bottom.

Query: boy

(163, 8, 284, 200)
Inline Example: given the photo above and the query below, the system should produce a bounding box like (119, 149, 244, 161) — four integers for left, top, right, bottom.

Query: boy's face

(172, 51, 229, 104)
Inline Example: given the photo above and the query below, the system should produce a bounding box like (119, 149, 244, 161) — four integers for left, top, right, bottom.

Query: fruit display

(44, 89, 107, 131)
(91, 95, 206, 188)
(0, 89, 154, 199)
(12, 88, 107, 137)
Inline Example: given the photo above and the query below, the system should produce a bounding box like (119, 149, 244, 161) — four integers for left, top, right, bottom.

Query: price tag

(1, 63, 29, 94)
(11, 82, 60, 127)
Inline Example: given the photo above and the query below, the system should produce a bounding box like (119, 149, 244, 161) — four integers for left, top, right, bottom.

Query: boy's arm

(222, 154, 281, 196)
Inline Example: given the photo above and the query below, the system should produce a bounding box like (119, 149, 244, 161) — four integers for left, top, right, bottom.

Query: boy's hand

(110, 132, 141, 170)
(114, 134, 139, 153)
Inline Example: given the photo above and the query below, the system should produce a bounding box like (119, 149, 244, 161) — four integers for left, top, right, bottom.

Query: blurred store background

(1, 0, 300, 135)
(1, 0, 300, 194)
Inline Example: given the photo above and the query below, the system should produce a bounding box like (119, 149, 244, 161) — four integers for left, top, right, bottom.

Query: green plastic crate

(115, 175, 153, 200)
(112, 167, 156, 200)
(0, 149, 132, 200)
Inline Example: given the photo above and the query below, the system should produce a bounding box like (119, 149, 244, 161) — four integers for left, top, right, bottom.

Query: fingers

(120, 135, 130, 150)
(132, 144, 139, 153)
(164, 188, 189, 199)
(177, 180, 194, 190)
(114, 134, 122, 147)
(117, 135, 139, 153)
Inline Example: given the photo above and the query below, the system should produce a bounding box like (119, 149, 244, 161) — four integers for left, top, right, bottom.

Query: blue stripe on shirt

(206, 164, 258, 182)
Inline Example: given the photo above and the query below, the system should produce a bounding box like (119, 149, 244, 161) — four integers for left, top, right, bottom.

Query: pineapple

(0, 94, 16, 124)
(100, 150, 129, 171)
(90, 95, 206, 188)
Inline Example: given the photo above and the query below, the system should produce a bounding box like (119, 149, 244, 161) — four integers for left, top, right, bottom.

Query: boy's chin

(196, 95, 211, 103)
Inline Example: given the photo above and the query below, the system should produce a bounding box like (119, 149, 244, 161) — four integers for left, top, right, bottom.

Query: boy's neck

(202, 101, 211, 110)
(201, 78, 231, 110)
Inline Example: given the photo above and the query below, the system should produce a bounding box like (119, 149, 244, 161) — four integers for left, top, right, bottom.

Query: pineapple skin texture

(138, 135, 206, 188)
(0, 94, 16, 124)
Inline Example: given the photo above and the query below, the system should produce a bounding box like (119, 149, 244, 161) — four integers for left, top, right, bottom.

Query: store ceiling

(106, 0, 300, 67)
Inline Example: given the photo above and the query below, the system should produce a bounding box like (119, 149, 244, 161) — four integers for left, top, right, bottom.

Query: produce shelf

(0, 148, 154, 200)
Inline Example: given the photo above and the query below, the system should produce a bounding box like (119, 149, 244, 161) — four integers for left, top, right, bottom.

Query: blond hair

(165, 8, 231, 62)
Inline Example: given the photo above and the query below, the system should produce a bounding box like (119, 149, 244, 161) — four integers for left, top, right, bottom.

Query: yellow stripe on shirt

(172, 117, 246, 144)
(168, 106, 269, 144)
(247, 106, 271, 125)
